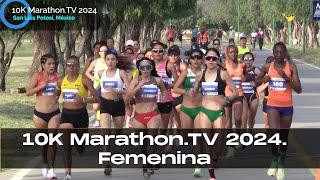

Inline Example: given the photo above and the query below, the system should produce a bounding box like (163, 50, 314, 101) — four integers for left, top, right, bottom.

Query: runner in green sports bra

(173, 48, 203, 128)
(192, 48, 238, 180)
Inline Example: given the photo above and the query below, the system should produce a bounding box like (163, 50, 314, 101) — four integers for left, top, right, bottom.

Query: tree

(0, 30, 28, 91)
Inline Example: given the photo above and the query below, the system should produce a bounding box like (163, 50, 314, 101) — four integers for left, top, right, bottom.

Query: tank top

(93, 58, 108, 88)
(61, 75, 88, 102)
(225, 60, 244, 96)
(37, 71, 59, 96)
(100, 69, 124, 93)
(267, 61, 292, 107)
(183, 69, 196, 90)
(135, 76, 158, 104)
(198, 33, 209, 44)
(242, 67, 259, 94)
(200, 68, 226, 96)
(156, 59, 173, 102)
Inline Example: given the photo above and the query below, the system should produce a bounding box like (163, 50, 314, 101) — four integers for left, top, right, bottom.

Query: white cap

(125, 39, 134, 46)
(230, 26, 233, 29)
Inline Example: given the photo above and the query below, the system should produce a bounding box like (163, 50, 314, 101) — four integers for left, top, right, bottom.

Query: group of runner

(27, 31, 301, 180)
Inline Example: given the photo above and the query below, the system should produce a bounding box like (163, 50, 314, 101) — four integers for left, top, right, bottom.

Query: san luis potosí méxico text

(12, 15, 75, 21)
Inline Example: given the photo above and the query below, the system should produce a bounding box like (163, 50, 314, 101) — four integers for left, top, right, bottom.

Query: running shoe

(64, 174, 71, 180)
(42, 167, 48, 178)
(104, 164, 112, 176)
(276, 164, 285, 180)
(193, 168, 202, 177)
(226, 147, 236, 158)
(46, 168, 57, 179)
(267, 159, 278, 176)
(94, 120, 100, 127)
(209, 178, 217, 180)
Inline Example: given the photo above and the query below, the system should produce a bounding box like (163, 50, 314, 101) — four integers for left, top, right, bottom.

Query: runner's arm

(173, 69, 188, 95)
(256, 82, 269, 98)
(119, 70, 131, 95)
(221, 70, 238, 101)
(255, 63, 270, 86)
(167, 61, 178, 86)
(156, 77, 168, 101)
(85, 60, 97, 82)
(82, 76, 99, 103)
(193, 71, 202, 94)
(26, 73, 44, 96)
(288, 63, 302, 94)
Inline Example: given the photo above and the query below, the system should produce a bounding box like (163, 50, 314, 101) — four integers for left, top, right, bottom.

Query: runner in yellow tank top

(58, 55, 99, 180)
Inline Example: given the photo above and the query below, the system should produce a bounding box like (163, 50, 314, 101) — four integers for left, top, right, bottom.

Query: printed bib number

(190, 78, 196, 88)
(270, 78, 286, 91)
(141, 84, 158, 98)
(201, 82, 218, 96)
(42, 83, 57, 96)
(232, 77, 242, 89)
(62, 89, 78, 102)
(102, 81, 118, 92)
(242, 82, 254, 94)
(163, 77, 173, 86)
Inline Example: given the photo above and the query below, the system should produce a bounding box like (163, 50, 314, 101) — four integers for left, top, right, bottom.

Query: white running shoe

(267, 159, 278, 176)
(64, 174, 71, 180)
(94, 120, 100, 127)
(42, 168, 48, 178)
(46, 168, 57, 179)
(276, 166, 285, 180)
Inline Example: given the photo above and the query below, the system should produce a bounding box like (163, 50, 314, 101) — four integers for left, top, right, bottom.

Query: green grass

(261, 42, 320, 68)
(288, 46, 320, 67)
(1, 41, 35, 128)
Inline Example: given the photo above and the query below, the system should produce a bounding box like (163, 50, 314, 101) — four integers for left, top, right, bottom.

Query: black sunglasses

(66, 62, 78, 67)
(152, 49, 164, 54)
(205, 56, 219, 61)
(213, 43, 220, 46)
(190, 55, 202, 60)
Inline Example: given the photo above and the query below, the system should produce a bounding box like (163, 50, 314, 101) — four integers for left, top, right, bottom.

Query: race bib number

(190, 77, 196, 88)
(201, 82, 218, 96)
(163, 77, 173, 86)
(270, 78, 286, 91)
(242, 82, 254, 94)
(42, 83, 57, 96)
(232, 77, 242, 89)
(62, 89, 78, 102)
(141, 84, 158, 98)
(102, 81, 118, 92)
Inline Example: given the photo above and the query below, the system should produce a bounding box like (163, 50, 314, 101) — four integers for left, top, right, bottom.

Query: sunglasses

(190, 55, 202, 60)
(205, 56, 219, 61)
(152, 49, 164, 54)
(213, 43, 220, 46)
(243, 57, 254, 61)
(139, 64, 153, 72)
(100, 50, 108, 52)
(66, 63, 78, 68)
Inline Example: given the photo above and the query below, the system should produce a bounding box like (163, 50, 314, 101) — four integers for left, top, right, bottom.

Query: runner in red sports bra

(125, 58, 167, 128)
(256, 42, 301, 179)
(26, 54, 61, 179)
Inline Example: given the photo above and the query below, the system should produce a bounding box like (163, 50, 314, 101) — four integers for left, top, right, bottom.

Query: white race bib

(201, 82, 218, 96)
(62, 89, 78, 102)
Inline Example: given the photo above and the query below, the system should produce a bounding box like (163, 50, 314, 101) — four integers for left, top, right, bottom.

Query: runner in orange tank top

(256, 42, 302, 179)
(223, 45, 245, 129)
(222, 45, 246, 158)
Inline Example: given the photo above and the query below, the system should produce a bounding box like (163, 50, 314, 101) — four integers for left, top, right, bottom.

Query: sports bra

(200, 68, 226, 96)
(61, 75, 88, 102)
(134, 76, 158, 104)
(100, 69, 124, 93)
(36, 71, 59, 96)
